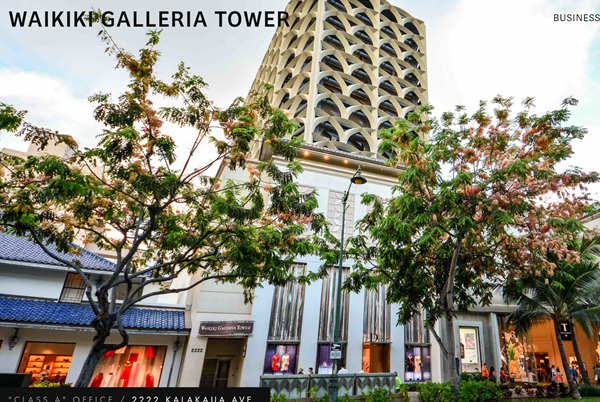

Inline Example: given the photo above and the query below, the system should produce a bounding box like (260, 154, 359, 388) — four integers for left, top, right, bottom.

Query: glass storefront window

(263, 344, 298, 375)
(18, 342, 76, 385)
(316, 343, 347, 374)
(459, 327, 481, 373)
(363, 285, 391, 343)
(404, 346, 431, 381)
(318, 266, 350, 342)
(89, 345, 167, 387)
(362, 343, 390, 373)
(497, 316, 537, 383)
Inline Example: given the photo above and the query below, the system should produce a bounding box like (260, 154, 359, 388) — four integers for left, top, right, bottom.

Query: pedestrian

(489, 366, 497, 382)
(556, 368, 563, 384)
(298, 368, 304, 375)
(569, 365, 578, 384)
(395, 374, 402, 393)
(500, 368, 506, 383)
(308, 367, 314, 375)
(594, 364, 600, 385)
(551, 365, 557, 383)
(482, 363, 489, 380)
(338, 364, 349, 374)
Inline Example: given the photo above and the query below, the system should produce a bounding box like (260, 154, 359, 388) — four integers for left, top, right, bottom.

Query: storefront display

(18, 342, 76, 385)
(316, 343, 347, 374)
(263, 344, 298, 375)
(404, 346, 431, 381)
(498, 316, 537, 383)
(362, 343, 390, 374)
(459, 327, 480, 373)
(89, 345, 167, 387)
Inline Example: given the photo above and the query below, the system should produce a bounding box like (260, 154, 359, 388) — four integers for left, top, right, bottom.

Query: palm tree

(503, 236, 600, 400)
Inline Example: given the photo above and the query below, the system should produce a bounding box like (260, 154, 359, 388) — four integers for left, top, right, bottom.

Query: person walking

(395, 375, 402, 393)
(481, 363, 489, 381)
(338, 365, 349, 374)
(551, 365, 557, 383)
(594, 364, 600, 385)
(489, 366, 497, 382)
(556, 368, 564, 384)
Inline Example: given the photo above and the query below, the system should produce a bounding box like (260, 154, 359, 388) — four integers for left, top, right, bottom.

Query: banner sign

(199, 321, 254, 336)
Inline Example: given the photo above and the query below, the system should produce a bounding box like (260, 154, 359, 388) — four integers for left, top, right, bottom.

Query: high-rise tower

(249, 0, 427, 160)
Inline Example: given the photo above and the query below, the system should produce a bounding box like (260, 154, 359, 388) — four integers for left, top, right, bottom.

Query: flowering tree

(0, 30, 328, 387)
(347, 97, 599, 398)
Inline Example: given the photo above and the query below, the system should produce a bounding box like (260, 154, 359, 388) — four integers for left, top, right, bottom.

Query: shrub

(418, 382, 454, 402)
(459, 381, 503, 402)
(270, 393, 287, 402)
(400, 383, 422, 392)
(579, 385, 600, 397)
(30, 381, 72, 387)
(363, 387, 394, 402)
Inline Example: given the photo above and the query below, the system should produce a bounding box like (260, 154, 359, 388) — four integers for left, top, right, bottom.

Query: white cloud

(0, 69, 105, 151)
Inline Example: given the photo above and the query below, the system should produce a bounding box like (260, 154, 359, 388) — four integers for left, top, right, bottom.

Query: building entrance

(198, 338, 247, 387)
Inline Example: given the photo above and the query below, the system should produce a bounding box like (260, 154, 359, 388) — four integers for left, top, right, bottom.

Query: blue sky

(1, 0, 600, 192)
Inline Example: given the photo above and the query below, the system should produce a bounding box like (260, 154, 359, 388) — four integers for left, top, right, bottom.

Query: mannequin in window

(145, 373, 155, 387)
(281, 352, 290, 372)
(119, 361, 133, 387)
(271, 353, 280, 372)
(91, 373, 104, 387)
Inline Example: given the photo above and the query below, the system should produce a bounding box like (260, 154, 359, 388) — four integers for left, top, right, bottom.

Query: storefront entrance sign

(560, 322, 572, 341)
(198, 321, 254, 336)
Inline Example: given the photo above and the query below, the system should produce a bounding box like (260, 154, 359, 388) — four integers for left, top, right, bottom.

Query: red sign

(199, 321, 254, 336)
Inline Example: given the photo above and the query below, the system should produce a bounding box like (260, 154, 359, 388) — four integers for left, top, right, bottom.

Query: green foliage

(338, 396, 352, 402)
(348, 95, 599, 396)
(417, 382, 454, 402)
(363, 387, 394, 402)
(0, 102, 27, 133)
(579, 385, 600, 397)
(459, 372, 483, 382)
(0, 29, 329, 388)
(308, 386, 319, 398)
(399, 383, 421, 393)
(316, 394, 329, 402)
(458, 381, 503, 402)
(30, 381, 72, 387)
(270, 393, 287, 402)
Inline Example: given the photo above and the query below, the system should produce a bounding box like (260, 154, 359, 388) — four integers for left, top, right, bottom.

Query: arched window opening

(356, 13, 373, 27)
(381, 44, 397, 58)
(285, 54, 295, 68)
(280, 93, 290, 108)
(352, 68, 371, 85)
(322, 55, 344, 72)
(317, 98, 341, 117)
(355, 30, 373, 45)
(381, 26, 397, 39)
(404, 73, 419, 87)
(316, 122, 340, 141)
(348, 133, 370, 151)
(405, 92, 420, 106)
(405, 22, 420, 36)
(325, 16, 345, 31)
(379, 100, 398, 117)
(379, 81, 397, 96)
(404, 38, 419, 51)
(353, 49, 372, 64)
(404, 55, 419, 69)
(294, 100, 308, 117)
(380, 62, 397, 77)
(327, 0, 346, 12)
(381, 10, 397, 23)
(357, 0, 374, 9)
(320, 76, 343, 94)
(349, 111, 371, 128)
(301, 57, 313, 71)
(351, 89, 371, 105)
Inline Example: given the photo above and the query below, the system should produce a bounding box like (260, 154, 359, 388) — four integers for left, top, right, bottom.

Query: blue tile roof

(0, 231, 117, 272)
(0, 297, 187, 331)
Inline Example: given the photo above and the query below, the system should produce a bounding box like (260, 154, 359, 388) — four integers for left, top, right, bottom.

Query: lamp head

(351, 167, 367, 185)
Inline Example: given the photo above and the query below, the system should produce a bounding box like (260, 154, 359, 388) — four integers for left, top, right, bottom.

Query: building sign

(199, 321, 254, 336)
(330, 343, 342, 360)
(560, 322, 572, 341)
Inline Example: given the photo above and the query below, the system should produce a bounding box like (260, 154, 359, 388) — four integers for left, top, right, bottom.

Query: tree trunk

(74, 335, 108, 387)
(554, 320, 581, 400)
(570, 318, 590, 385)
(445, 309, 461, 399)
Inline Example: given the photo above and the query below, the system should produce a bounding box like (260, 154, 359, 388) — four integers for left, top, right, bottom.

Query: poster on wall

(460, 328, 479, 366)
(263, 344, 298, 375)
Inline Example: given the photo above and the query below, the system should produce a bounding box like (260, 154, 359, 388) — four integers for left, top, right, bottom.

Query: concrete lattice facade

(249, 0, 427, 159)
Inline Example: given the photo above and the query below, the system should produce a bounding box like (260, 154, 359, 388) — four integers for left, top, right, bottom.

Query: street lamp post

(329, 167, 367, 402)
